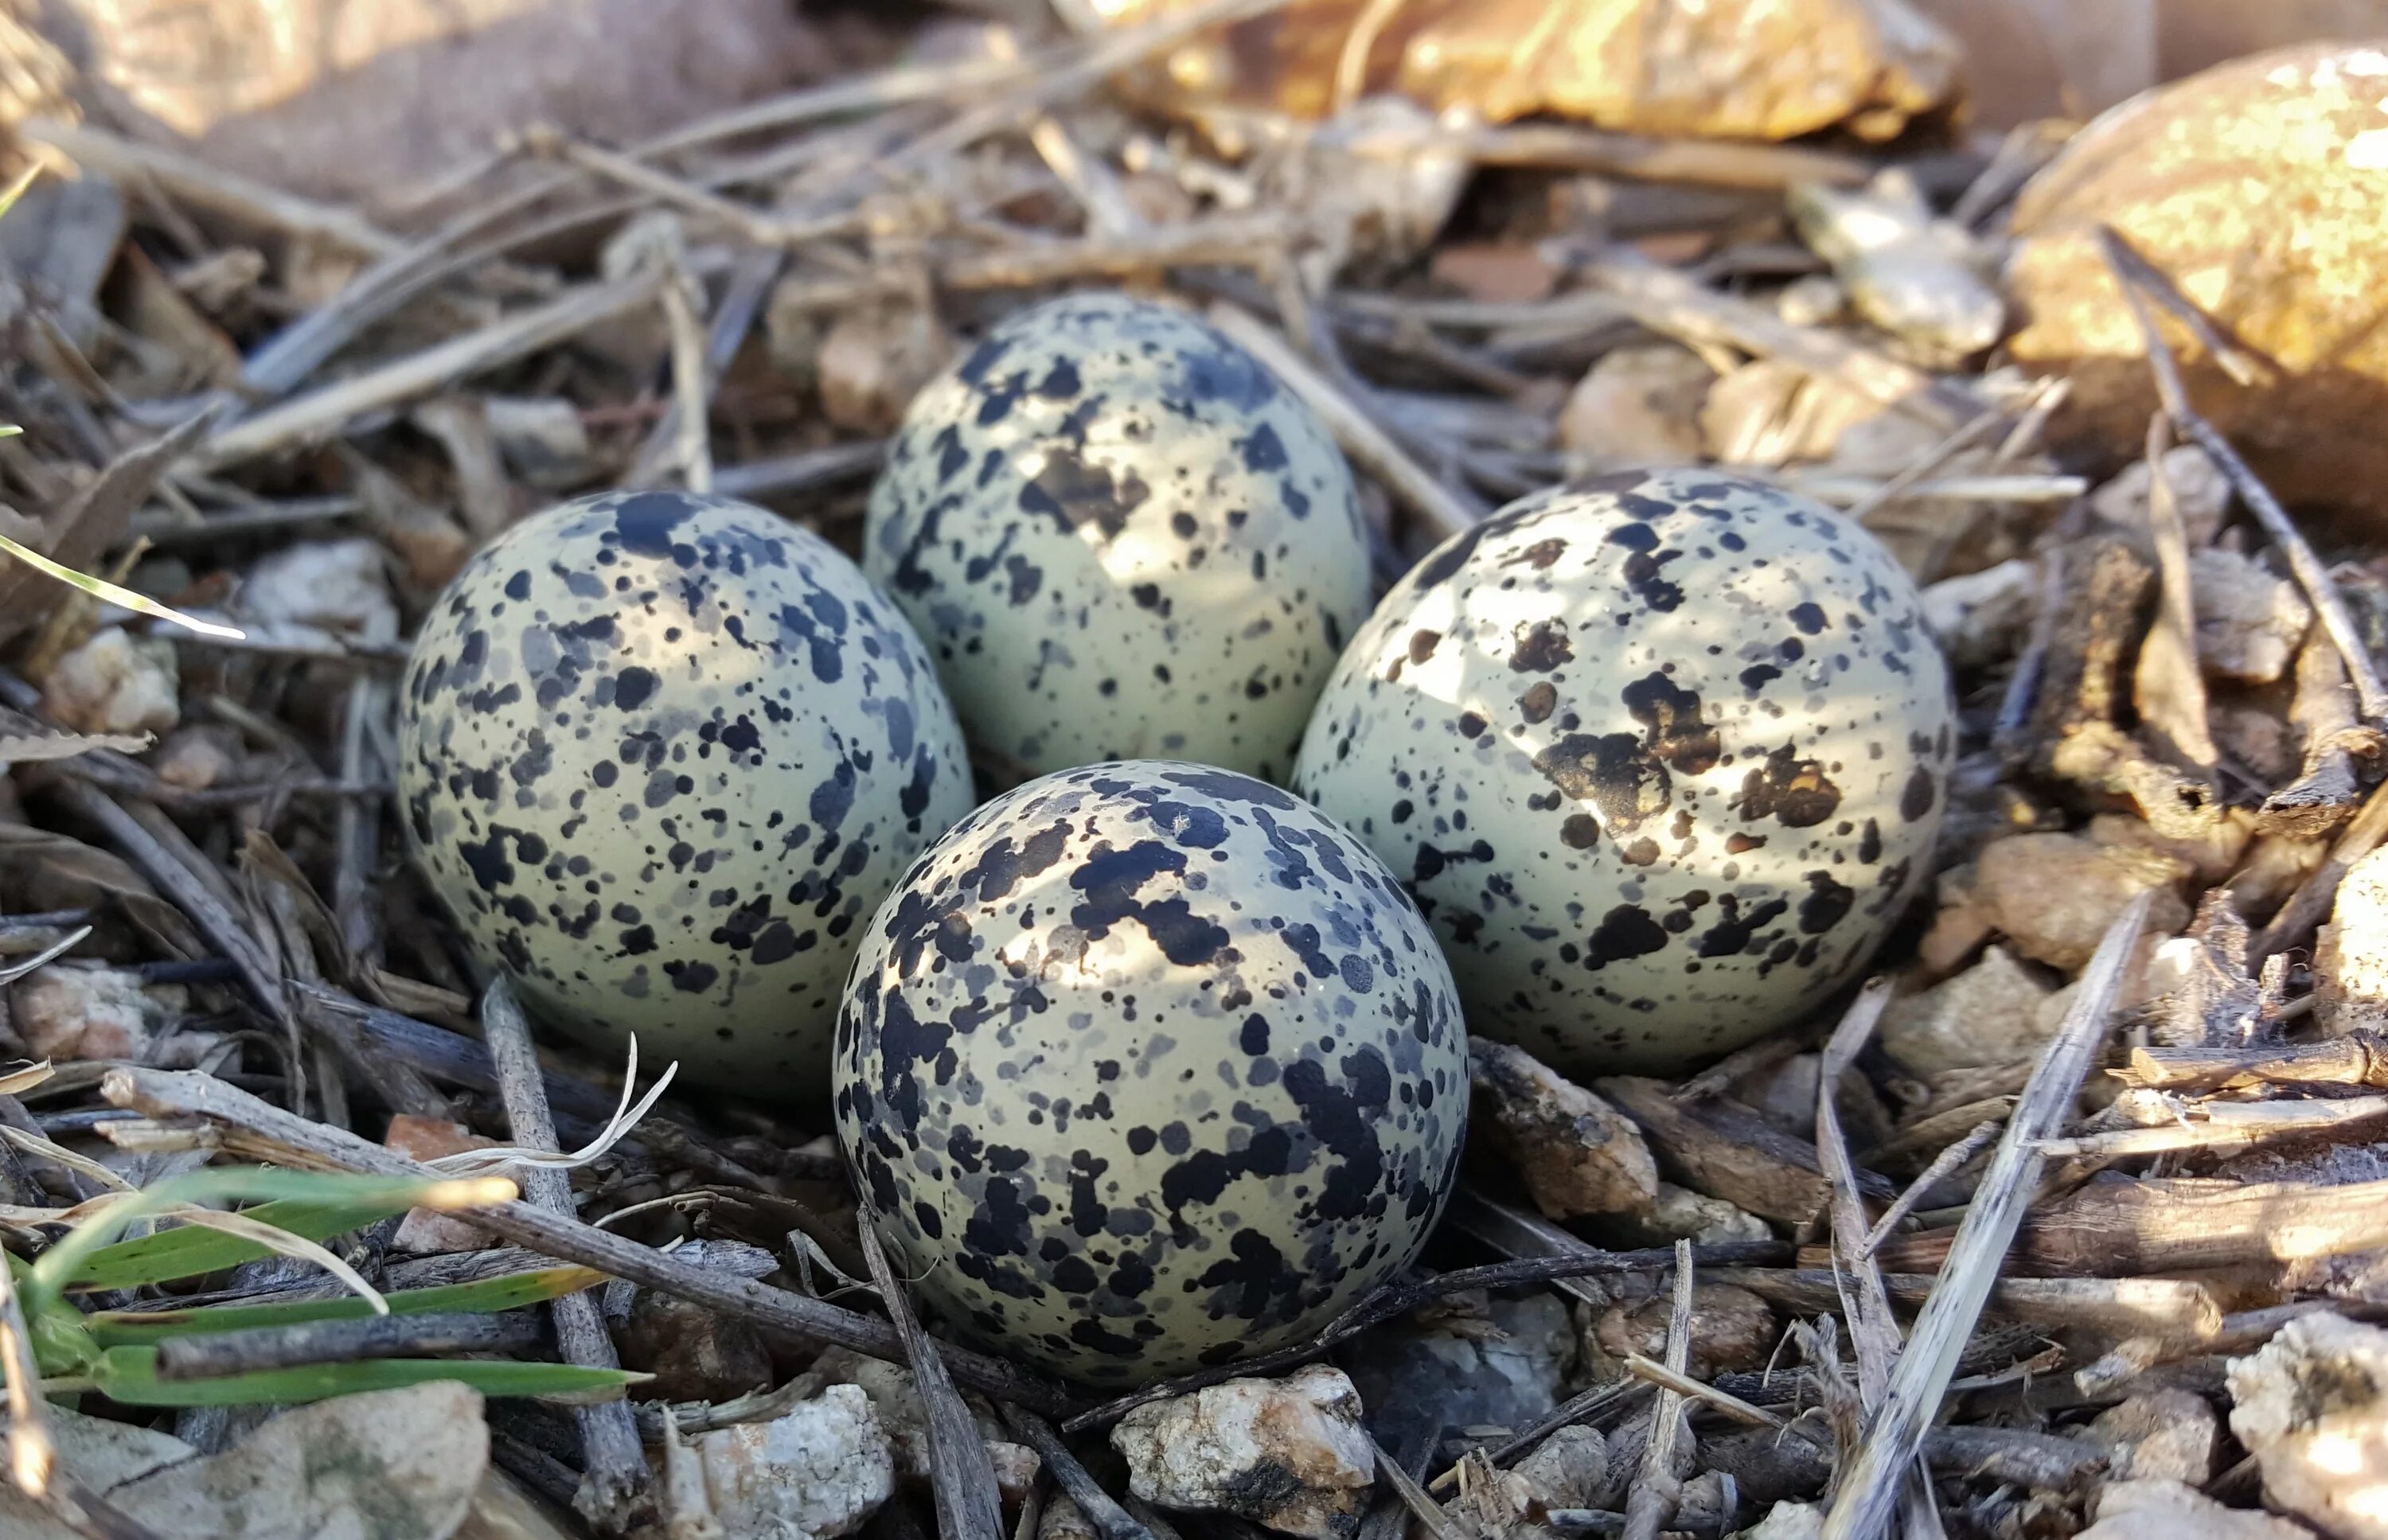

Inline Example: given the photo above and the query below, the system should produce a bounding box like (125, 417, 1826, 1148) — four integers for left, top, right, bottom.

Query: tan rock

(1699, 358, 1891, 466)
(2191, 549, 2312, 685)
(1113, 1364, 1375, 1540)
(1881, 945, 2057, 1079)
(1098, 0, 1960, 141)
(2089, 811, 2254, 887)
(817, 305, 953, 438)
(1471, 1039, 1659, 1220)
(2082, 1390, 2220, 1483)
(2078, 1479, 2314, 1540)
(2316, 846, 2388, 1037)
(2090, 447, 2233, 548)
(41, 626, 178, 737)
(1971, 832, 2191, 973)
(8, 962, 178, 1062)
(2008, 42, 2388, 519)
(1558, 345, 1712, 467)
(2229, 1312, 2388, 1540)
(1591, 1283, 1776, 1379)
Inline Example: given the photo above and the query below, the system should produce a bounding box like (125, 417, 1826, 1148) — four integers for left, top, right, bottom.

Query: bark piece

(1597, 1074, 1876, 1224)
(1471, 1039, 1660, 1220)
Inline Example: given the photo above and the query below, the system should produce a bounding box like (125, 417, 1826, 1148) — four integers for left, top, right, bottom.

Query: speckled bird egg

(834, 760, 1467, 1384)
(399, 490, 974, 1094)
(1294, 470, 1955, 1078)
(864, 292, 1371, 782)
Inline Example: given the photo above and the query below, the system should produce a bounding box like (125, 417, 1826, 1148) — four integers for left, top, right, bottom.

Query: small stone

(1970, 832, 2192, 972)
(1471, 1039, 1659, 1220)
(986, 1441, 1040, 1509)
(150, 724, 244, 791)
(1512, 1425, 1607, 1509)
(2082, 1390, 2220, 1484)
(2213, 706, 2301, 784)
(2090, 447, 2233, 547)
(1777, 275, 1846, 327)
(1738, 1500, 1824, 1540)
(2192, 548, 2312, 685)
(817, 305, 954, 436)
(486, 396, 596, 491)
(1113, 1364, 1376, 1540)
(611, 1239, 776, 1403)
(694, 1382, 896, 1540)
(1431, 244, 1555, 304)
(1557, 345, 1713, 467)
(1921, 557, 2035, 670)
(2089, 812, 2254, 888)
(1344, 1291, 1576, 1455)
(41, 626, 178, 736)
(384, 1114, 500, 1253)
(241, 537, 400, 642)
(2077, 1480, 2314, 1540)
(1305, 97, 1469, 271)
(1590, 1284, 1777, 1379)
(1699, 359, 1891, 466)
(1040, 1493, 1100, 1540)
(1592, 1182, 1774, 1249)
(2315, 847, 2388, 1037)
(8, 962, 178, 1062)
(1789, 173, 2004, 362)
(2228, 1312, 2388, 1540)
(1881, 945, 2057, 1079)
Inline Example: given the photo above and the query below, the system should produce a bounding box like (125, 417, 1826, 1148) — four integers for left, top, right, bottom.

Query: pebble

(2080, 1389, 2219, 1484)
(2191, 548, 2312, 685)
(9, 963, 177, 1062)
(1590, 1284, 1777, 1379)
(1881, 945, 2057, 1079)
(1345, 1291, 1578, 1456)
(241, 536, 400, 641)
(1113, 1364, 1377, 1540)
(607, 1239, 777, 1404)
(1556, 345, 1713, 467)
(2090, 448, 2233, 548)
(690, 1382, 896, 1540)
(41, 626, 179, 736)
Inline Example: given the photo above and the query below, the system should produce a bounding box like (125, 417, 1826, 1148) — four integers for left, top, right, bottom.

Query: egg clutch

(398, 293, 1953, 1386)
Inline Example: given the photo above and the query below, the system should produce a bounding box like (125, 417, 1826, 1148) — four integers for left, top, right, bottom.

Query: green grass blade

(0, 528, 246, 640)
(45, 1169, 500, 1292)
(90, 1345, 641, 1407)
(63, 1196, 418, 1291)
(88, 1266, 607, 1347)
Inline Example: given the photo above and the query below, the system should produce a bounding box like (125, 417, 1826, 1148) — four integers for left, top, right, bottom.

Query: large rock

(1094, 0, 1959, 139)
(2229, 1312, 2388, 1540)
(2008, 42, 2388, 520)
